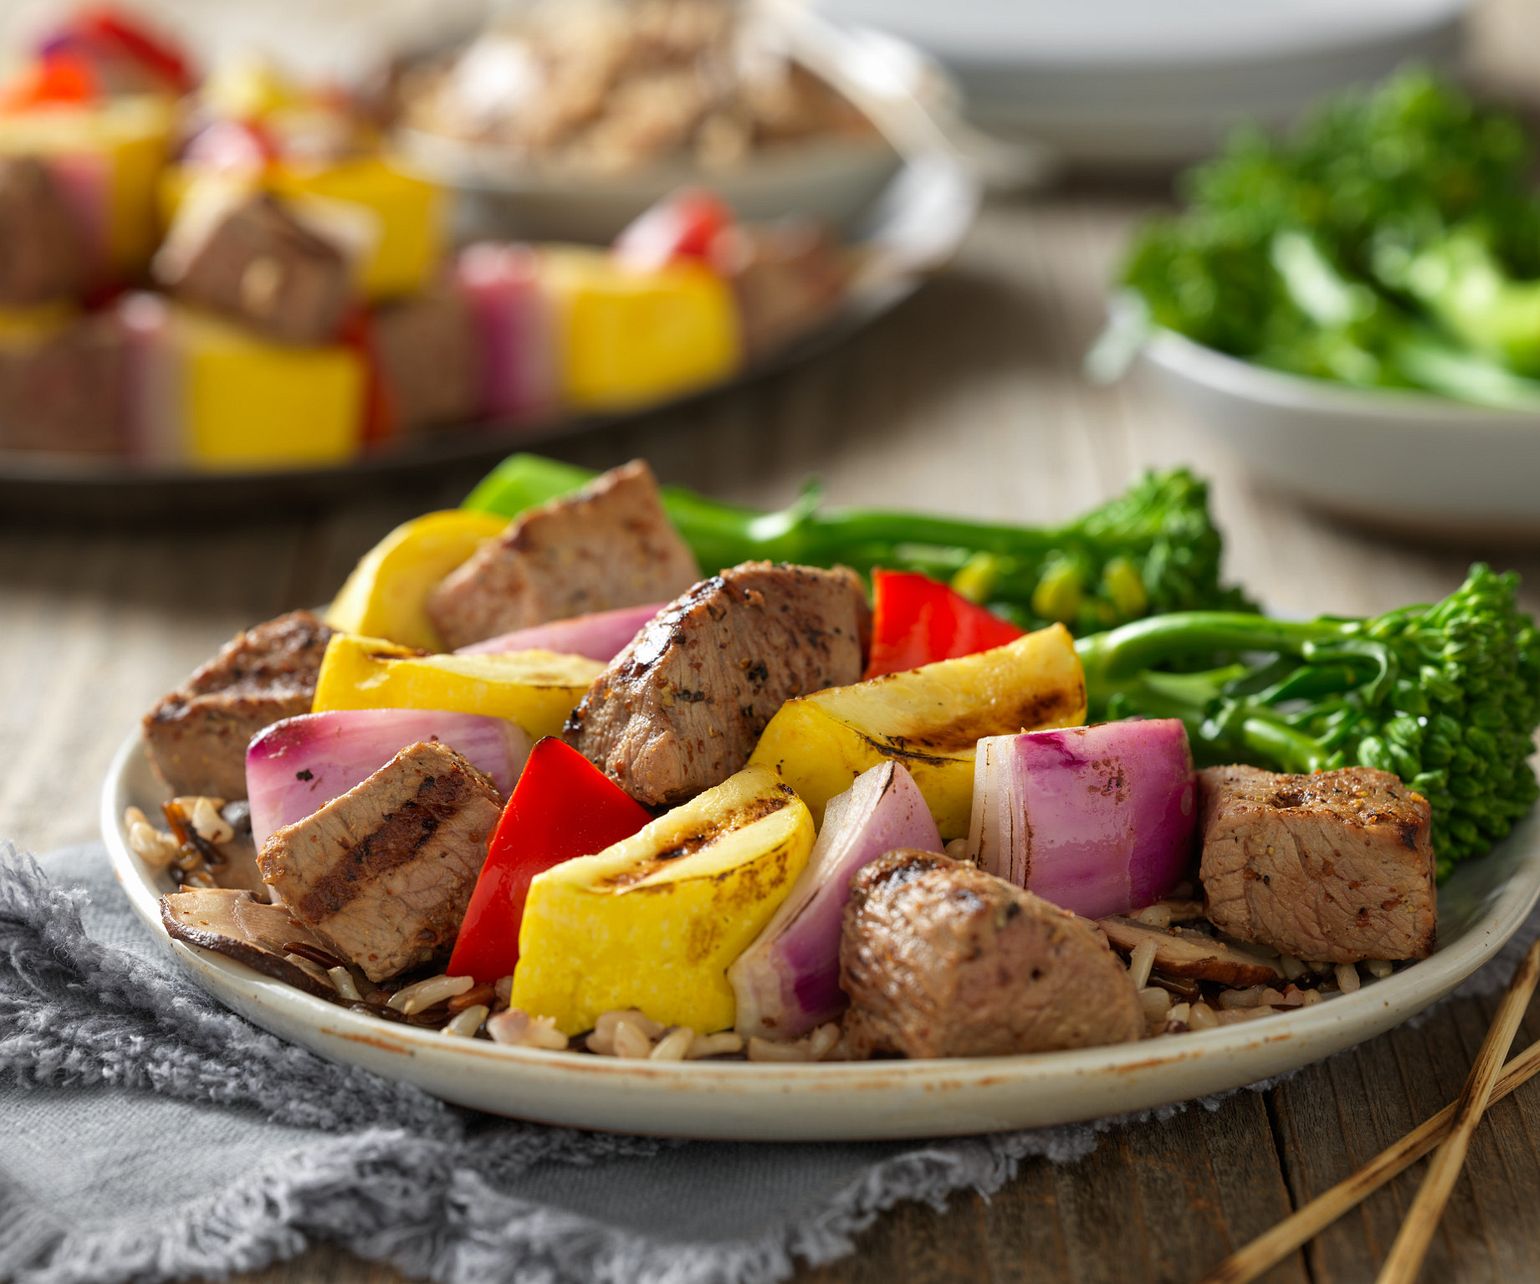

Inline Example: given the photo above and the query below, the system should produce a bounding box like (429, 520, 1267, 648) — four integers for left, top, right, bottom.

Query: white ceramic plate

(1136, 326, 1540, 540)
(102, 732, 1540, 1140)
(818, 0, 1466, 167)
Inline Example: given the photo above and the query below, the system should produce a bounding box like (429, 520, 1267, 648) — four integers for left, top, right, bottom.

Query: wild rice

(486, 1008, 569, 1050)
(688, 1031, 744, 1059)
(1128, 938, 1158, 990)
(443, 1004, 489, 1038)
(186, 796, 235, 846)
(124, 808, 180, 868)
(1335, 963, 1362, 995)
(327, 966, 361, 1001)
(1188, 1002, 1218, 1030)
(448, 982, 497, 1014)
(387, 973, 474, 1015)
(649, 1028, 695, 1061)
(1365, 959, 1394, 980)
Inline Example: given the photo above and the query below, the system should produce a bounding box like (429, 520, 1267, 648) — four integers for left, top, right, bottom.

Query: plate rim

(100, 728, 1540, 1131)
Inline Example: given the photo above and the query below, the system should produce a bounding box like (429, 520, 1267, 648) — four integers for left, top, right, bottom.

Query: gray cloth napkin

(1, 842, 1533, 1284)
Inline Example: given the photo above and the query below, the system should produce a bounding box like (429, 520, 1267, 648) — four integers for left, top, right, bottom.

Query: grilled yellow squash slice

(511, 765, 814, 1034)
(748, 624, 1086, 838)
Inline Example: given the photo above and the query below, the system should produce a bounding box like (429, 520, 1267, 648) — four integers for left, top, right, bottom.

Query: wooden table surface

(5, 6, 1540, 1282)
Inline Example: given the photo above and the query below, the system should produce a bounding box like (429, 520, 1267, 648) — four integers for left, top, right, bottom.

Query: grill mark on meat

(290, 772, 464, 922)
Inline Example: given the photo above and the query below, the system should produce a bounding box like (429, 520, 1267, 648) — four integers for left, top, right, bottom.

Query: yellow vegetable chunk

(544, 247, 739, 410)
(512, 765, 814, 1034)
(0, 96, 174, 275)
(326, 510, 508, 651)
(748, 625, 1087, 838)
(312, 634, 601, 738)
(174, 309, 363, 468)
(269, 158, 444, 300)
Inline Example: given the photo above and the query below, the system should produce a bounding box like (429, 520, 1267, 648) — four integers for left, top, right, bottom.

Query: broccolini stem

(1076, 612, 1344, 686)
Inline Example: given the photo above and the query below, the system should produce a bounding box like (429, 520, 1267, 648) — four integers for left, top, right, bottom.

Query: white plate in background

(1136, 326, 1540, 540)
(817, 0, 1468, 167)
(103, 731, 1540, 1140)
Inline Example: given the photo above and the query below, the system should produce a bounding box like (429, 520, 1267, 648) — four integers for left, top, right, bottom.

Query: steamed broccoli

(1117, 70, 1540, 406)
(464, 454, 1255, 635)
(1077, 564, 1540, 875)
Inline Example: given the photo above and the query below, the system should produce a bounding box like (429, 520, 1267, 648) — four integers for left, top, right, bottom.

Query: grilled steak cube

(1198, 765, 1436, 963)
(371, 288, 481, 436)
(156, 191, 354, 345)
(142, 611, 334, 800)
(0, 313, 124, 454)
(565, 561, 870, 807)
(256, 740, 503, 982)
(841, 850, 1145, 1058)
(427, 459, 700, 650)
(714, 220, 848, 356)
(0, 156, 86, 306)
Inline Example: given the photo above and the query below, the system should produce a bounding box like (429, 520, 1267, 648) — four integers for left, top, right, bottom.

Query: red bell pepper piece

(76, 9, 194, 93)
(613, 188, 734, 272)
(0, 53, 98, 112)
(865, 569, 1025, 678)
(447, 737, 652, 984)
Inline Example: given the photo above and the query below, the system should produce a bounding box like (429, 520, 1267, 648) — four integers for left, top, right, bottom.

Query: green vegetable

(1076, 564, 1540, 876)
(464, 453, 1255, 634)
(1116, 69, 1540, 406)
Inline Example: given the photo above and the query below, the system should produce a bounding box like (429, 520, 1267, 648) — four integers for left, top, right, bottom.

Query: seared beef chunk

(143, 611, 334, 800)
(1098, 915, 1284, 988)
(715, 220, 848, 355)
(162, 887, 342, 999)
(565, 561, 870, 807)
(0, 157, 86, 305)
(0, 314, 125, 454)
(840, 850, 1144, 1058)
(427, 460, 700, 650)
(1198, 765, 1436, 964)
(257, 741, 502, 982)
(371, 288, 481, 435)
(156, 192, 353, 345)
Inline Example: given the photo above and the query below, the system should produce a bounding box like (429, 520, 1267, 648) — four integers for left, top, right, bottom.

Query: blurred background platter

(0, 144, 979, 518)
(817, 0, 1468, 168)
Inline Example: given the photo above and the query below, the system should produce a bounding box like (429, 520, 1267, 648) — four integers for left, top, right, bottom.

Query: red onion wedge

(729, 761, 942, 1040)
(247, 710, 531, 849)
(454, 602, 664, 662)
(967, 720, 1196, 919)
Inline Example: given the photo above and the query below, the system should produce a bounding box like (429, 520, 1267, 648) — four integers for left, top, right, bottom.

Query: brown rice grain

(1138, 986, 1172, 1023)
(327, 967, 362, 1001)
(1188, 1002, 1218, 1030)
(1167, 1002, 1191, 1026)
(688, 1031, 744, 1059)
(1364, 959, 1394, 980)
(1335, 963, 1361, 995)
(1133, 904, 1173, 929)
(649, 1028, 694, 1061)
(1279, 955, 1309, 981)
(486, 1008, 568, 1050)
(595, 1008, 664, 1043)
(388, 973, 474, 1015)
(443, 1004, 489, 1038)
(747, 1036, 812, 1062)
(612, 1019, 655, 1059)
(1217, 986, 1264, 1010)
(1128, 938, 1158, 990)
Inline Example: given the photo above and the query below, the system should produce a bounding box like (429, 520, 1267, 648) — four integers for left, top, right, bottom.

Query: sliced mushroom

(161, 888, 347, 998)
(1098, 915, 1284, 988)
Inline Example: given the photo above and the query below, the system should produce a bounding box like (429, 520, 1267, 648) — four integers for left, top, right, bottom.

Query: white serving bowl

(1138, 327, 1540, 540)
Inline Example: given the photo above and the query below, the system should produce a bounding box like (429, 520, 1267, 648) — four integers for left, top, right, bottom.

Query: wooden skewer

(1201, 940, 1540, 1284)
(1374, 939, 1540, 1284)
